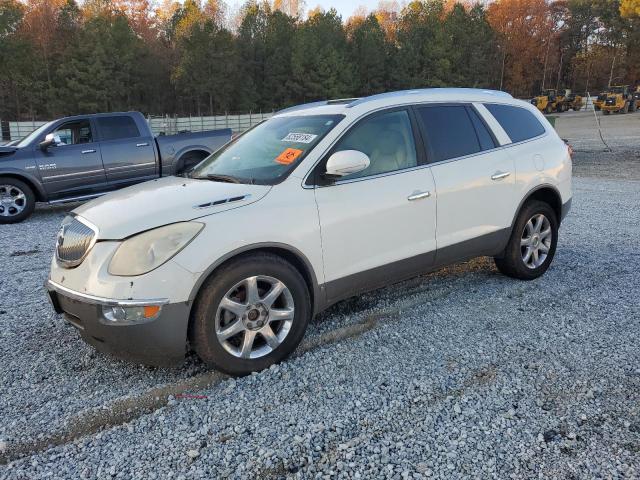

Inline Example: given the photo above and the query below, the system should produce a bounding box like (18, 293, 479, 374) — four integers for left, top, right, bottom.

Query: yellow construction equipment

(632, 86, 640, 111)
(601, 85, 635, 115)
(564, 91, 583, 111)
(531, 89, 562, 114)
(593, 92, 607, 111)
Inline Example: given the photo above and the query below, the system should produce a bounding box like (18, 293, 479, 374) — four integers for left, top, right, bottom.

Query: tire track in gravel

(0, 288, 457, 464)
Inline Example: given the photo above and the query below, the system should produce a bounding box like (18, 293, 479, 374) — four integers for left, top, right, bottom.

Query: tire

(494, 200, 558, 280)
(189, 253, 311, 376)
(603, 109, 610, 115)
(545, 105, 552, 114)
(0, 177, 36, 224)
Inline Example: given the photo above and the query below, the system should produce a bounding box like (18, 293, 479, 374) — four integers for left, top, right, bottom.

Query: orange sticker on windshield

(275, 148, 303, 165)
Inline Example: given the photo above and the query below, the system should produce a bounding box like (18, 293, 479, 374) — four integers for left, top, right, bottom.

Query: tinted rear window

(484, 104, 546, 143)
(416, 105, 480, 162)
(97, 116, 140, 141)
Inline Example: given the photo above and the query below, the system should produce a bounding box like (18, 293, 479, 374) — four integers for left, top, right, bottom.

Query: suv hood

(74, 176, 271, 239)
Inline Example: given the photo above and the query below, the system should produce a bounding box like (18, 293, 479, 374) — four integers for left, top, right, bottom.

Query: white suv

(47, 88, 572, 375)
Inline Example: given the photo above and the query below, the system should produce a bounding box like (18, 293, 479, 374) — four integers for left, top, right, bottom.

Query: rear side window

(468, 107, 496, 150)
(484, 104, 546, 143)
(416, 105, 480, 162)
(97, 116, 140, 141)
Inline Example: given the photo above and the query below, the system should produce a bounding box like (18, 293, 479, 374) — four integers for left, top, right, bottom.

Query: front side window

(51, 120, 93, 146)
(416, 105, 481, 162)
(97, 116, 141, 141)
(331, 109, 417, 180)
(192, 115, 343, 185)
(484, 104, 546, 143)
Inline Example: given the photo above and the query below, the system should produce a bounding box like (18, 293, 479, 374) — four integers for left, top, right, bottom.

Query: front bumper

(47, 280, 190, 366)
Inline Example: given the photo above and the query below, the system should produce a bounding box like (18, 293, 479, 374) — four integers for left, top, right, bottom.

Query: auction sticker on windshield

(275, 148, 304, 165)
(282, 132, 318, 143)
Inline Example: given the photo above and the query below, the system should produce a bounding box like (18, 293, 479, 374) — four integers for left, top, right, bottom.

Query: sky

(311, 0, 380, 18)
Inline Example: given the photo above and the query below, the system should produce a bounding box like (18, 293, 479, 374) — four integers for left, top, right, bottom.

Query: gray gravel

(1, 141, 639, 478)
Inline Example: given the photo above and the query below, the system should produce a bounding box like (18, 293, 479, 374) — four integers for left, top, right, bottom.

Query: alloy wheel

(0, 185, 27, 217)
(215, 275, 295, 359)
(520, 213, 552, 269)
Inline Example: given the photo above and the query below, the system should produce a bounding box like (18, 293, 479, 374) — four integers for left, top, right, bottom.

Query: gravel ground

(1, 125, 639, 478)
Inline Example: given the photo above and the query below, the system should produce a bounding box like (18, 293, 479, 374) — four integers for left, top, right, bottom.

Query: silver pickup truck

(0, 111, 232, 223)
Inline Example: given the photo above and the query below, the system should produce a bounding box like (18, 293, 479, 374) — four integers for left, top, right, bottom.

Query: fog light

(101, 305, 162, 325)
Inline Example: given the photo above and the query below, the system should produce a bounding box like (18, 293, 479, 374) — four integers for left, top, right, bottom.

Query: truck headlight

(108, 222, 203, 276)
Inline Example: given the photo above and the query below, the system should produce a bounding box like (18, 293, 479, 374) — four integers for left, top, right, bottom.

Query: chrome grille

(56, 217, 97, 268)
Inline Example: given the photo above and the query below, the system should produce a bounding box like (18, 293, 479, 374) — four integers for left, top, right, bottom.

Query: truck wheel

(494, 200, 558, 281)
(603, 110, 610, 115)
(0, 177, 35, 223)
(189, 253, 311, 376)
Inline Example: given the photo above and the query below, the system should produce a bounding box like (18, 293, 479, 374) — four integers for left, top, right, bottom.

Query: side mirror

(39, 133, 58, 151)
(325, 150, 370, 178)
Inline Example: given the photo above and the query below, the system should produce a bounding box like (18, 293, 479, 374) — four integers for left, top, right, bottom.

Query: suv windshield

(191, 114, 344, 185)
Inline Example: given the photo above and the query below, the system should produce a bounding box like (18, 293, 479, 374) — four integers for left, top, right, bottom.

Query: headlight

(108, 222, 203, 276)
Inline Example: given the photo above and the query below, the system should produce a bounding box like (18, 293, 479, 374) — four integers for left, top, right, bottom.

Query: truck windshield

(14, 121, 55, 148)
(191, 114, 344, 185)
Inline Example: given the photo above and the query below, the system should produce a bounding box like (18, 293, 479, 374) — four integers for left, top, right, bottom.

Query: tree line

(0, 0, 639, 120)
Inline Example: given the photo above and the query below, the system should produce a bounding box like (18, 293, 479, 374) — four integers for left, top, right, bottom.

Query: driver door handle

(407, 191, 431, 201)
(491, 171, 511, 181)
(81, 149, 96, 154)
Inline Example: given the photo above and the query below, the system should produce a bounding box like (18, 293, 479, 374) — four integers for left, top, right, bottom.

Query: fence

(1, 112, 274, 142)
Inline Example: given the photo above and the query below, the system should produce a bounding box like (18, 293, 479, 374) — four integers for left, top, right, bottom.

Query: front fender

(0, 167, 47, 201)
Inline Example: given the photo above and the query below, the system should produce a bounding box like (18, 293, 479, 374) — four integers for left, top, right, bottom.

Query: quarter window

(484, 104, 546, 143)
(332, 110, 417, 180)
(416, 105, 480, 162)
(97, 116, 141, 141)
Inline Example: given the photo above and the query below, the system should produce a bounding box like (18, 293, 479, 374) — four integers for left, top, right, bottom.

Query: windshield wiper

(202, 174, 241, 184)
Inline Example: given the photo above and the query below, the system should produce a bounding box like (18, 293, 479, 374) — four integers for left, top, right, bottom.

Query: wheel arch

(511, 184, 563, 230)
(174, 148, 211, 173)
(0, 171, 46, 201)
(187, 243, 322, 318)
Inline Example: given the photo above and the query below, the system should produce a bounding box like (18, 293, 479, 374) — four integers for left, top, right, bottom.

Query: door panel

(316, 169, 437, 301)
(34, 119, 106, 198)
(96, 115, 157, 184)
(430, 149, 515, 250)
(415, 104, 516, 259)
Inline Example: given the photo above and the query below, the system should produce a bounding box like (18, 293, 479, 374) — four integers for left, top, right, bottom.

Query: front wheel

(189, 253, 311, 376)
(0, 177, 35, 223)
(494, 200, 558, 280)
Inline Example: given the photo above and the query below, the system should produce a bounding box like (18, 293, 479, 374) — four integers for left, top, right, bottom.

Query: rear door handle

(407, 191, 431, 201)
(136, 143, 149, 147)
(81, 149, 96, 154)
(491, 171, 511, 181)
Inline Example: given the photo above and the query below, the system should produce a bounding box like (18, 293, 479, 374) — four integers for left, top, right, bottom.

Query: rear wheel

(603, 109, 610, 115)
(189, 253, 311, 376)
(494, 200, 558, 280)
(0, 177, 35, 224)
(545, 105, 553, 114)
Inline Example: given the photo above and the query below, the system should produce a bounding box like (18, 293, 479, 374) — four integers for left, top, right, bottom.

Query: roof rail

(347, 88, 512, 108)
(277, 101, 329, 114)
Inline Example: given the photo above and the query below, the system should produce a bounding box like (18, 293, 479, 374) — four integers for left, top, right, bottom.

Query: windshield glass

(191, 114, 344, 184)
(14, 121, 55, 148)
(610, 87, 624, 94)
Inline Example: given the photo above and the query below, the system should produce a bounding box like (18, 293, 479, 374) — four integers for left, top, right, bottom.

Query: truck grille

(56, 217, 97, 268)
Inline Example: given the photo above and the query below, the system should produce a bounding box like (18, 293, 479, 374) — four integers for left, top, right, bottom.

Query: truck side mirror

(39, 133, 57, 151)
